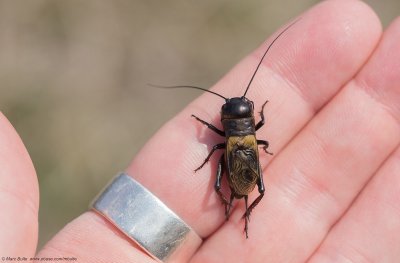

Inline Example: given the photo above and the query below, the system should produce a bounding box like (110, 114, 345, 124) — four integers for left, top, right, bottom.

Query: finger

(308, 149, 400, 262)
(192, 11, 400, 263)
(308, 17, 400, 263)
(37, 0, 382, 262)
(0, 112, 38, 257)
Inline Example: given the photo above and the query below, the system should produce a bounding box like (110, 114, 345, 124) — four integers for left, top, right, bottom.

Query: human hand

(2, 0, 400, 262)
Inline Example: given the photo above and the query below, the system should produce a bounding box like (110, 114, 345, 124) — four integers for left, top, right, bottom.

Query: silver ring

(90, 173, 202, 262)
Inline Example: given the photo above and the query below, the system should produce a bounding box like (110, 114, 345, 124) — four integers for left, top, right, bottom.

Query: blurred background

(0, 0, 398, 249)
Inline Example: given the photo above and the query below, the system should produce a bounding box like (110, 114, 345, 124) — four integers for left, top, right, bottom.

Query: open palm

(2, 1, 400, 262)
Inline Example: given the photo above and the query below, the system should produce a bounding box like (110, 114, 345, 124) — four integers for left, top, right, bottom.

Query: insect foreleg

(255, 100, 269, 131)
(191, 114, 225, 136)
(257, 139, 273, 155)
(195, 143, 225, 172)
(215, 154, 229, 212)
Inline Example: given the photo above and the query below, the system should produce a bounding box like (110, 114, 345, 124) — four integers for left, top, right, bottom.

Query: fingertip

(262, 0, 382, 108)
(0, 113, 38, 208)
(216, 0, 383, 114)
(356, 16, 400, 124)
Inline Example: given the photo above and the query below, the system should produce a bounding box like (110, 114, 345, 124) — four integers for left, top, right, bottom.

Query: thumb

(0, 112, 39, 257)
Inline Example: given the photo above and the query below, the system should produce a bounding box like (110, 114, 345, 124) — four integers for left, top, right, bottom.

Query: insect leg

(195, 143, 226, 172)
(243, 170, 265, 219)
(255, 100, 268, 131)
(191, 114, 225, 136)
(215, 154, 229, 211)
(257, 139, 273, 155)
(225, 192, 235, 220)
(244, 195, 249, 239)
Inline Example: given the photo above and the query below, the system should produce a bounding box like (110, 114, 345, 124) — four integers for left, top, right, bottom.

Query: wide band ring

(90, 173, 202, 262)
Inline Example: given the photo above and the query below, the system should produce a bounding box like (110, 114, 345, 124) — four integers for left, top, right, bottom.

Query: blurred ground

(0, 0, 398, 249)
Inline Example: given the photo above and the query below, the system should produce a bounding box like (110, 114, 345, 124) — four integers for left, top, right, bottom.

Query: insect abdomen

(226, 135, 259, 196)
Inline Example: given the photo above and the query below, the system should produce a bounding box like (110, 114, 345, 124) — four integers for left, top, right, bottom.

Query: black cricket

(155, 19, 299, 238)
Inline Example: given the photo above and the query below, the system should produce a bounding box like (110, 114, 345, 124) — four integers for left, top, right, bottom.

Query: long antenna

(242, 18, 301, 97)
(149, 84, 227, 100)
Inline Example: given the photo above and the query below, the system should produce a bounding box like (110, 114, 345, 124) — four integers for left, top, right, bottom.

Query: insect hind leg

(215, 154, 230, 212)
(225, 192, 235, 220)
(242, 170, 265, 220)
(244, 195, 249, 238)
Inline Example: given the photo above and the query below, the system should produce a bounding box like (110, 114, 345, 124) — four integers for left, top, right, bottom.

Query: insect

(154, 19, 299, 238)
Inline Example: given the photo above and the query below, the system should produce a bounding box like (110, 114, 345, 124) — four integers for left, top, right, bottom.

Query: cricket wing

(226, 135, 259, 196)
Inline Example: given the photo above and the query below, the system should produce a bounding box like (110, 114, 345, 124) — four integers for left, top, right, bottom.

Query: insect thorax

(222, 117, 255, 137)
